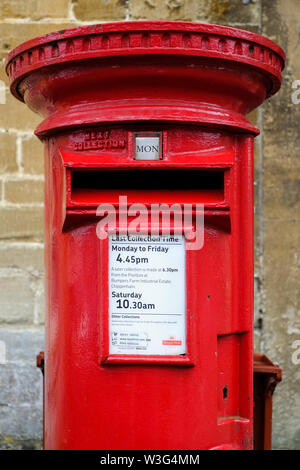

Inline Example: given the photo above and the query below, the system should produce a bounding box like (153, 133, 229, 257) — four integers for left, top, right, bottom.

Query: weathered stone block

(0, 89, 41, 132)
(129, 0, 260, 24)
(4, 178, 44, 204)
(0, 405, 42, 442)
(73, 0, 127, 21)
(130, 0, 207, 21)
(22, 137, 44, 175)
(33, 278, 45, 325)
(0, 327, 44, 363)
(262, 217, 300, 449)
(263, 219, 300, 348)
(0, 206, 44, 240)
(0, 242, 44, 272)
(263, 161, 300, 219)
(0, 132, 17, 174)
(0, 329, 44, 444)
(207, 0, 260, 25)
(0, 53, 9, 85)
(0, 363, 42, 405)
(0, 273, 36, 324)
(0, 0, 71, 20)
(0, 438, 42, 450)
(253, 329, 261, 353)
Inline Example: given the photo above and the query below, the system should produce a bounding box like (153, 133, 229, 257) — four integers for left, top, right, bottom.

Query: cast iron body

(6, 21, 284, 450)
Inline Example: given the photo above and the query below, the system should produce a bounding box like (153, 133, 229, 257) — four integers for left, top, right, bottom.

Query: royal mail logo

(162, 340, 182, 346)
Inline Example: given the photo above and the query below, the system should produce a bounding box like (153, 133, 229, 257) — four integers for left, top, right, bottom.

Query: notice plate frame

(99, 227, 194, 366)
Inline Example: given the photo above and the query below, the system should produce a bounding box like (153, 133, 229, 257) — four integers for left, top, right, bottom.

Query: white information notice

(109, 234, 186, 356)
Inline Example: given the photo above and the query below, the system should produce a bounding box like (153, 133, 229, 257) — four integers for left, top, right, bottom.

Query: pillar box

(6, 21, 285, 450)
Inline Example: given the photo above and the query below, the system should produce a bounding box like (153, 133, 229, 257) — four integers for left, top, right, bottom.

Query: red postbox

(6, 21, 284, 450)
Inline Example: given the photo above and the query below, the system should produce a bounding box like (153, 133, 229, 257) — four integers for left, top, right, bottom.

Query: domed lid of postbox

(5, 21, 285, 137)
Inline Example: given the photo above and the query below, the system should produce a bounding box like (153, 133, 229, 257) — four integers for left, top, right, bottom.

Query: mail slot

(6, 21, 285, 450)
(69, 168, 225, 207)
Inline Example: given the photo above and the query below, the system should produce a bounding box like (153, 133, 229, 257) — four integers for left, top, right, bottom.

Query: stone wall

(0, 0, 299, 450)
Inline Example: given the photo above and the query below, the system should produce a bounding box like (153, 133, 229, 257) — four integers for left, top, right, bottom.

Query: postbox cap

(5, 21, 285, 137)
(6, 21, 285, 101)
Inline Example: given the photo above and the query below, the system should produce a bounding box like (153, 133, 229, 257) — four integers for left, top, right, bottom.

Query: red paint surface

(6, 22, 284, 450)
